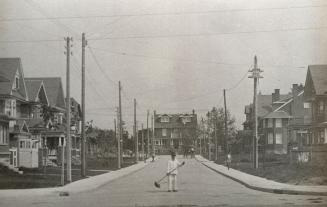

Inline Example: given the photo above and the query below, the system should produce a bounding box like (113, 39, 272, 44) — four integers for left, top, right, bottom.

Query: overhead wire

(89, 26, 327, 40)
(1, 4, 326, 22)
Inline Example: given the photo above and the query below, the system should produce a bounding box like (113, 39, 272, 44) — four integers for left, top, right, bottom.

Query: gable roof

(264, 111, 291, 119)
(0, 58, 28, 101)
(253, 94, 292, 118)
(305, 65, 327, 96)
(25, 77, 66, 109)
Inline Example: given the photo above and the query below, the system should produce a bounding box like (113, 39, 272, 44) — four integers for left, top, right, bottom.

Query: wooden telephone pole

(115, 117, 120, 169)
(65, 36, 72, 183)
(146, 110, 150, 158)
(142, 124, 145, 161)
(134, 98, 138, 163)
(81, 33, 87, 177)
(223, 89, 228, 159)
(248, 56, 263, 169)
(118, 81, 123, 166)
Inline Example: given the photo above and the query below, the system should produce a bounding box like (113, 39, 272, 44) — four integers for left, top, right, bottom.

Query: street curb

(0, 158, 156, 198)
(196, 157, 327, 196)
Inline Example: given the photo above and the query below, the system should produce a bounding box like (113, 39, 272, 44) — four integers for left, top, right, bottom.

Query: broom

(154, 161, 185, 188)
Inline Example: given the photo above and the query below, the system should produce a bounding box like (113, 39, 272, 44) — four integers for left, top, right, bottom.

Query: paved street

(1, 156, 327, 207)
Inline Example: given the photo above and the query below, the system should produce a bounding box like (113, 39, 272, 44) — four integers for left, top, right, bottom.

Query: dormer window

(15, 76, 19, 89)
(13, 71, 19, 90)
(161, 116, 169, 122)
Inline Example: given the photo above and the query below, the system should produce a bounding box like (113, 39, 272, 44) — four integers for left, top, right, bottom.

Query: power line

(23, 0, 79, 36)
(89, 26, 327, 40)
(87, 45, 118, 86)
(0, 39, 62, 44)
(1, 26, 326, 44)
(1, 4, 326, 22)
(89, 46, 305, 69)
(225, 66, 252, 91)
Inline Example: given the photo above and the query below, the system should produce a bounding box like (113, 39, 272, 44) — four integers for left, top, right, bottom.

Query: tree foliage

(199, 107, 237, 150)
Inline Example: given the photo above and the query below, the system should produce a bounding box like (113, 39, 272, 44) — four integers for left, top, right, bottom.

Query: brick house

(153, 110, 197, 154)
(303, 65, 327, 163)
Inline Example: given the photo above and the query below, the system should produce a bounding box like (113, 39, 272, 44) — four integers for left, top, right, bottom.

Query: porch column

(17, 135, 20, 167)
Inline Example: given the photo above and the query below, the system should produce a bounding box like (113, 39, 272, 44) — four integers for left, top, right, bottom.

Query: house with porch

(303, 65, 327, 164)
(26, 77, 66, 165)
(153, 110, 197, 155)
(0, 58, 39, 169)
(0, 72, 11, 166)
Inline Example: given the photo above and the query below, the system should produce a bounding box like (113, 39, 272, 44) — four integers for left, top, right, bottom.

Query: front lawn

(0, 157, 136, 189)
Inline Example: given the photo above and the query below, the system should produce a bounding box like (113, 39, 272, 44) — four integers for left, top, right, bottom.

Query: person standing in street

(167, 151, 181, 192)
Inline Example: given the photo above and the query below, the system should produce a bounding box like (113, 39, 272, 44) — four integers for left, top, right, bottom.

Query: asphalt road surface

(1, 156, 327, 207)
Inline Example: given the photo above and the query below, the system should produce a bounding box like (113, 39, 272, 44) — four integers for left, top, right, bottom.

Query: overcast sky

(0, 0, 326, 131)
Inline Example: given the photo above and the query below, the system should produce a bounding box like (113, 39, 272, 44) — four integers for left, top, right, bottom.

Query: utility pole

(118, 81, 123, 166)
(142, 124, 145, 161)
(248, 55, 263, 169)
(60, 137, 64, 186)
(223, 89, 228, 161)
(134, 98, 138, 163)
(200, 118, 204, 157)
(65, 36, 72, 183)
(81, 33, 87, 177)
(115, 117, 120, 169)
(146, 110, 149, 158)
(214, 119, 218, 161)
(151, 112, 155, 156)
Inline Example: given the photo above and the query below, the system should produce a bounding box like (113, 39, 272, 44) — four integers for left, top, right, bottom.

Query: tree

(203, 107, 237, 152)
(41, 104, 54, 125)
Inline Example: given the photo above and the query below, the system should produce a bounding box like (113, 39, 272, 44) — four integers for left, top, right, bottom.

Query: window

(318, 101, 324, 114)
(182, 117, 191, 123)
(319, 130, 325, 144)
(275, 118, 282, 128)
(15, 76, 19, 89)
(268, 132, 273, 144)
(304, 102, 311, 109)
(5, 100, 16, 117)
(276, 132, 282, 144)
(161, 116, 169, 122)
(0, 125, 3, 144)
(0, 125, 8, 145)
(19, 141, 26, 148)
(13, 71, 19, 90)
(267, 119, 273, 128)
(26, 141, 31, 149)
(162, 128, 167, 137)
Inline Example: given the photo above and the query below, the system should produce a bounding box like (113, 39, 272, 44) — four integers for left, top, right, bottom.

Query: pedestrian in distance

(226, 151, 232, 170)
(167, 151, 182, 192)
(151, 152, 155, 162)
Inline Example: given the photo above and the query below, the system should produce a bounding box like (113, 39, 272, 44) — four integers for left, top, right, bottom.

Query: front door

(9, 148, 17, 167)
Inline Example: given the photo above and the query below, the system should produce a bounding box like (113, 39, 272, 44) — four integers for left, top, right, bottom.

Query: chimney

(272, 89, 280, 103)
(192, 109, 195, 115)
(292, 84, 299, 97)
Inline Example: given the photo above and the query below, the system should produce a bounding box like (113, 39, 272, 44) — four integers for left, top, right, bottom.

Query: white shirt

(167, 159, 181, 175)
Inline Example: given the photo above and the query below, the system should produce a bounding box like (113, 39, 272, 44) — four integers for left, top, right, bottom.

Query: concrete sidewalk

(196, 155, 327, 196)
(0, 158, 156, 198)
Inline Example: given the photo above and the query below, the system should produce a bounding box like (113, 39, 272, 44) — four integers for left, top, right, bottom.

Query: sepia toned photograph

(0, 0, 327, 206)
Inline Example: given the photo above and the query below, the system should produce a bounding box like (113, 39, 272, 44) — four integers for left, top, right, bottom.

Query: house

(0, 73, 11, 166)
(243, 88, 311, 154)
(26, 77, 66, 165)
(70, 97, 82, 165)
(303, 65, 327, 164)
(153, 110, 197, 154)
(0, 58, 38, 168)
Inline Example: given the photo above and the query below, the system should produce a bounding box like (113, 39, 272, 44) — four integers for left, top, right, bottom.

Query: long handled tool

(154, 161, 185, 188)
